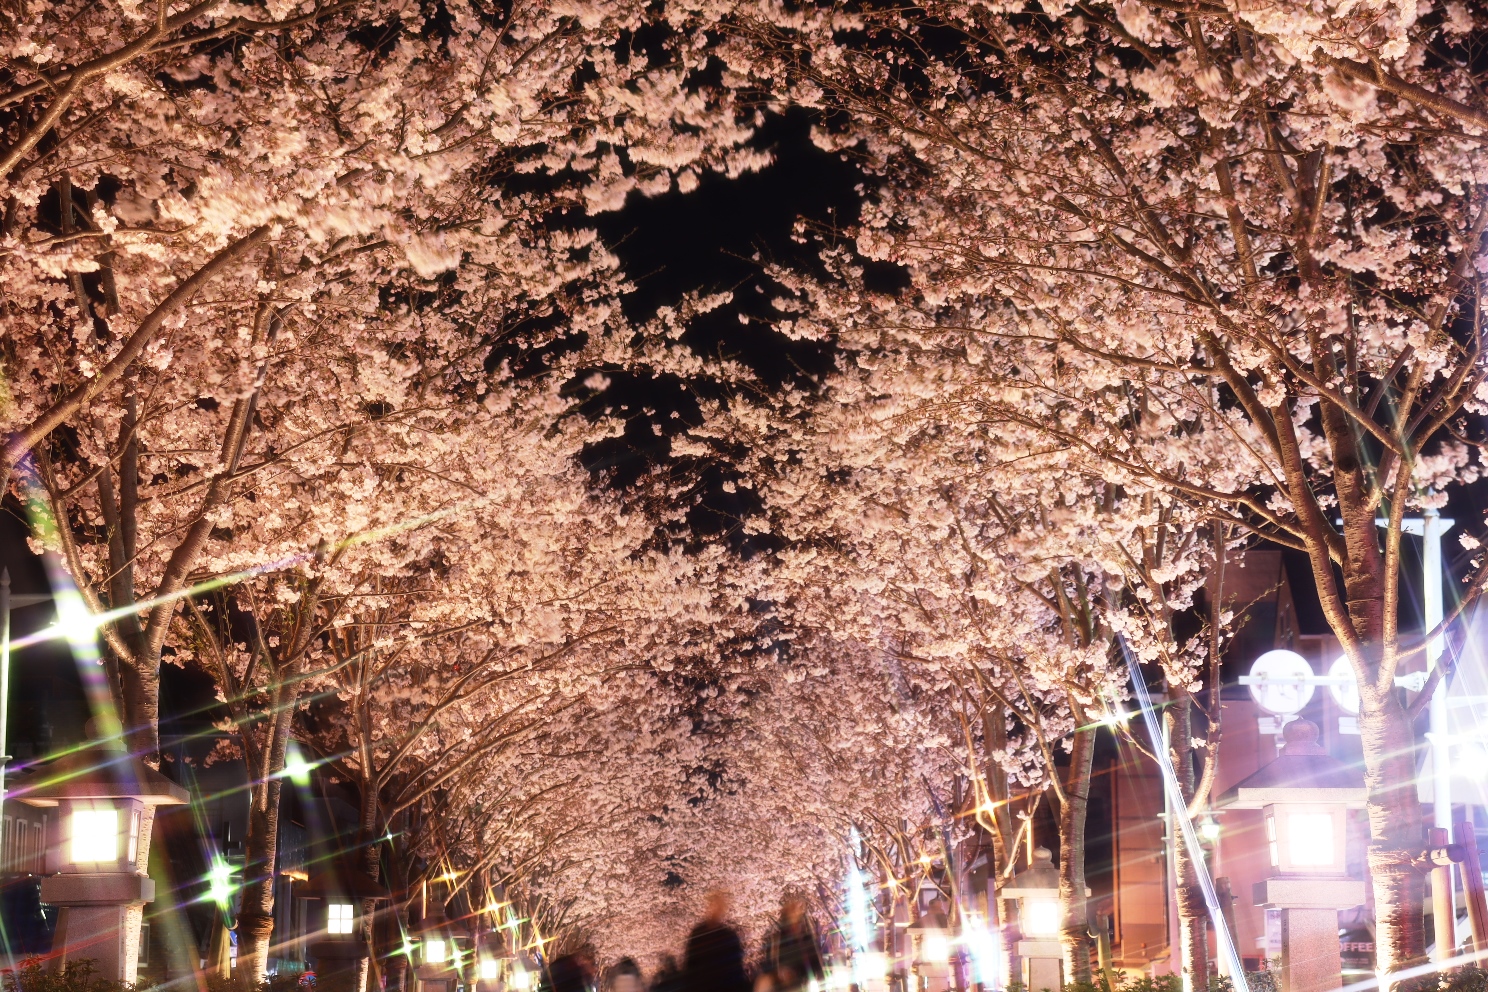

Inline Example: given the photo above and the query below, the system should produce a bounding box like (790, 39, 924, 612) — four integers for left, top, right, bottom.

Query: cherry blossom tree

(1, 0, 770, 756)
(725, 0, 1488, 974)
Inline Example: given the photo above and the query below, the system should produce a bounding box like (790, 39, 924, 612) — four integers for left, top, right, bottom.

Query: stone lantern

(474, 931, 505, 992)
(415, 900, 459, 992)
(12, 744, 188, 983)
(906, 884, 953, 992)
(1001, 847, 1063, 992)
(301, 858, 389, 983)
(905, 925, 952, 992)
(1216, 718, 1366, 992)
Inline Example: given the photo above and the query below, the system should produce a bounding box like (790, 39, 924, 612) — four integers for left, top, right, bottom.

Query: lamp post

(1001, 847, 1063, 992)
(906, 923, 952, 992)
(1216, 719, 1365, 992)
(415, 900, 458, 992)
(475, 931, 506, 992)
(302, 858, 390, 985)
(11, 743, 188, 983)
(906, 883, 954, 992)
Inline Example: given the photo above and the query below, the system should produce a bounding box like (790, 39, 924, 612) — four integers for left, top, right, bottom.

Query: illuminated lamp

(1216, 718, 1366, 992)
(415, 899, 459, 992)
(1000, 847, 1068, 992)
(905, 882, 954, 992)
(12, 744, 189, 984)
(300, 857, 390, 984)
(475, 931, 508, 991)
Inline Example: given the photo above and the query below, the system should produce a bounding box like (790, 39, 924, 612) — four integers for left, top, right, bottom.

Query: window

(138, 922, 151, 966)
(1265, 813, 1279, 867)
(71, 809, 118, 863)
(424, 938, 448, 963)
(127, 810, 142, 865)
(328, 903, 355, 935)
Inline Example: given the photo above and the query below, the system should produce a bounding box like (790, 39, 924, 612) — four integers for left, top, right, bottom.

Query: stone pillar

(1253, 878, 1365, 992)
(1279, 908, 1345, 992)
(41, 874, 155, 984)
(1017, 938, 1064, 992)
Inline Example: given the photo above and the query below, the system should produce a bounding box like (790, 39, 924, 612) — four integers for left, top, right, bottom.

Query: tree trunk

(1359, 693, 1427, 979)
(1058, 725, 1096, 985)
(1166, 694, 1209, 990)
(1304, 365, 1427, 979)
(983, 705, 1017, 880)
(237, 682, 296, 989)
(356, 773, 383, 992)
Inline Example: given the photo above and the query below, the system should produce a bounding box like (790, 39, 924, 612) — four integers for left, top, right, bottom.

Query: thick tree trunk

(1173, 842, 1210, 992)
(983, 706, 1017, 880)
(1166, 695, 1209, 990)
(237, 688, 296, 989)
(356, 774, 383, 992)
(1305, 372, 1427, 979)
(1058, 726, 1096, 985)
(1360, 694, 1427, 979)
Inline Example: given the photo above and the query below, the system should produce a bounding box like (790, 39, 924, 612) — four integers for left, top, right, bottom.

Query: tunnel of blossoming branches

(4, 0, 1488, 989)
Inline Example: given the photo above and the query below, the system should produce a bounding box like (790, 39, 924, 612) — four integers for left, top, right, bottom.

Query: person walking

(549, 953, 596, 992)
(765, 894, 824, 992)
(684, 890, 751, 992)
(607, 958, 644, 992)
(649, 955, 684, 992)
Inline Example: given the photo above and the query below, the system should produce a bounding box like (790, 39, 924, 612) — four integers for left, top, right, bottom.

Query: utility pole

(0, 568, 10, 856)
(0, 569, 11, 974)
(1409, 509, 1457, 963)
(1421, 507, 1452, 832)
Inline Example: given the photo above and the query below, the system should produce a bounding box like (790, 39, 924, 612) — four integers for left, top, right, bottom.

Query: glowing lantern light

(13, 743, 189, 984)
(71, 807, 120, 863)
(327, 903, 355, 935)
(1216, 718, 1365, 992)
(1001, 847, 1068, 992)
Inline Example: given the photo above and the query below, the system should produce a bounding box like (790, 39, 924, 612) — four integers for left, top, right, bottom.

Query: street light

(1216, 718, 1366, 992)
(11, 743, 188, 983)
(1001, 847, 1064, 992)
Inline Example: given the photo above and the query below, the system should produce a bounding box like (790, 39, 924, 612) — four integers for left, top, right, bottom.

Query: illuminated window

(127, 809, 141, 865)
(479, 958, 500, 981)
(424, 938, 448, 963)
(328, 903, 355, 934)
(72, 809, 118, 863)
(922, 931, 950, 963)
(510, 968, 531, 991)
(1287, 812, 1336, 866)
(1265, 813, 1279, 866)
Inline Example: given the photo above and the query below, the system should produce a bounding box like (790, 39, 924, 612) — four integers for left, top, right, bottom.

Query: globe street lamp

(1216, 718, 1365, 992)
(11, 743, 188, 983)
(1001, 847, 1063, 992)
